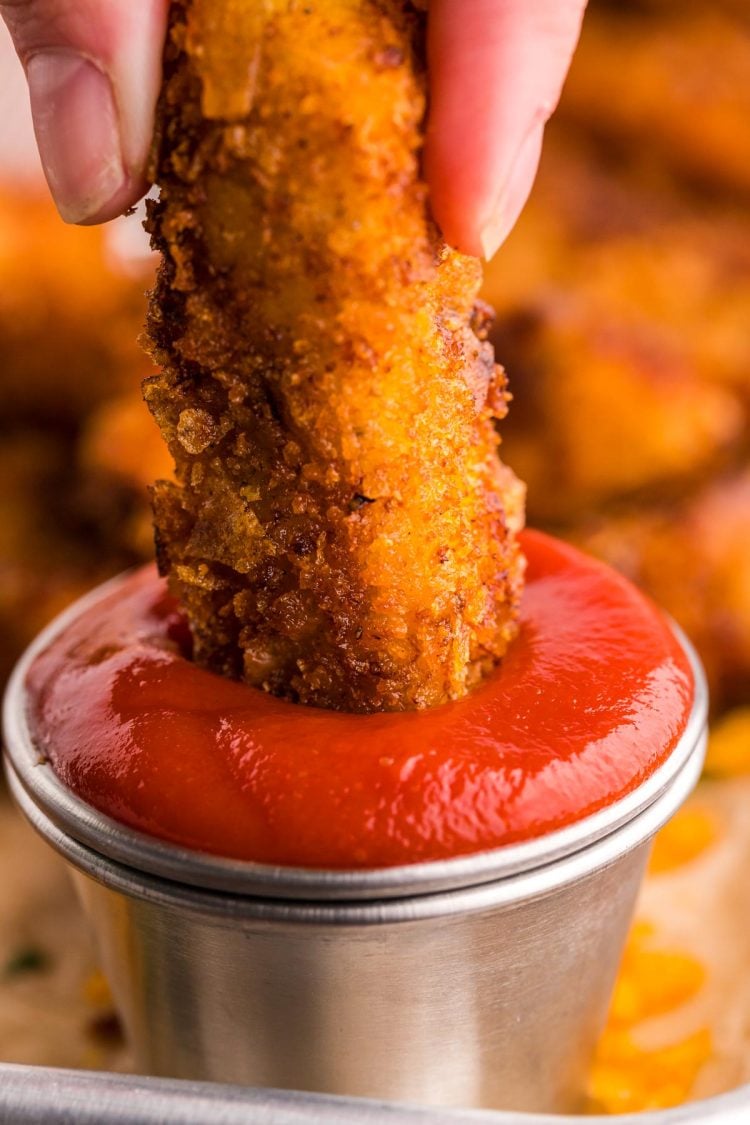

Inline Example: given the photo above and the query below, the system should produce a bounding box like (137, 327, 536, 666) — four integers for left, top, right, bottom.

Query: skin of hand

(0, 0, 585, 257)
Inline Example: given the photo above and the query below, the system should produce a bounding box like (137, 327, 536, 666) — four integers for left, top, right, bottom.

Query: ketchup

(26, 531, 693, 868)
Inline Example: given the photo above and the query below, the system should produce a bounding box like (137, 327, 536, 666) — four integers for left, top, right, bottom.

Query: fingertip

(425, 0, 586, 256)
(477, 124, 544, 260)
(429, 124, 543, 261)
(72, 171, 149, 227)
(27, 51, 128, 225)
(7, 0, 166, 226)
(424, 0, 509, 255)
(110, 0, 170, 178)
(423, 127, 485, 257)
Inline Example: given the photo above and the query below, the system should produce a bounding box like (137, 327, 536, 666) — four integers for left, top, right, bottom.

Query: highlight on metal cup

(2, 574, 708, 1115)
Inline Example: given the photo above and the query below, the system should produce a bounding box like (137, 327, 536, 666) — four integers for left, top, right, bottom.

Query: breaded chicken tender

(481, 140, 749, 522)
(145, 0, 524, 712)
(478, 128, 750, 709)
(493, 296, 742, 522)
(0, 190, 149, 424)
(0, 434, 120, 691)
(560, 10, 750, 197)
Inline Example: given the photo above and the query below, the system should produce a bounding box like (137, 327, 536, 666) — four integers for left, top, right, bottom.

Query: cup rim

(5, 740, 704, 922)
(2, 569, 708, 903)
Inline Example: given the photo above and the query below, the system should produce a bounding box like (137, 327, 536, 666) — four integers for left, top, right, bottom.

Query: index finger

(424, 0, 586, 258)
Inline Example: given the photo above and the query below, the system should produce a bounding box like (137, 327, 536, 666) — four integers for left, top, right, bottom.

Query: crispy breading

(144, 0, 524, 713)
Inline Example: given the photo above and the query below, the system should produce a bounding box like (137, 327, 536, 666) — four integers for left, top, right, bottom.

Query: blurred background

(1, 0, 750, 1115)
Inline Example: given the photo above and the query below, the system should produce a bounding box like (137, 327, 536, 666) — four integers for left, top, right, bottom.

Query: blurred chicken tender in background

(483, 4, 750, 716)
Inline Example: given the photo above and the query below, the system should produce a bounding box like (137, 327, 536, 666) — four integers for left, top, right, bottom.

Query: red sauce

(26, 531, 693, 868)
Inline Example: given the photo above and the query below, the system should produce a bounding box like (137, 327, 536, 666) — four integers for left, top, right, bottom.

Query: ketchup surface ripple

(25, 530, 694, 868)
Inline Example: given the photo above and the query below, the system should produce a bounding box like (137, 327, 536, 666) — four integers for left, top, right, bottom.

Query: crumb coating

(145, 0, 525, 712)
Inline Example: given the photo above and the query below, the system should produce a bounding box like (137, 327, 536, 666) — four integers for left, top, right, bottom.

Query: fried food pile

(472, 9, 750, 1104)
(562, 7, 750, 197)
(482, 7, 750, 716)
(0, 193, 147, 424)
(0, 189, 158, 693)
(144, 0, 524, 713)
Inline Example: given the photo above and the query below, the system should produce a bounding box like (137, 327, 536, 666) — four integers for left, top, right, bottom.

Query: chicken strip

(577, 471, 750, 712)
(492, 295, 742, 522)
(559, 9, 750, 198)
(145, 0, 525, 713)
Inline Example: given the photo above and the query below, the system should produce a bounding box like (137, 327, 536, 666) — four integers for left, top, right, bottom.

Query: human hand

(1, 0, 585, 257)
(425, 0, 586, 257)
(0, 0, 167, 224)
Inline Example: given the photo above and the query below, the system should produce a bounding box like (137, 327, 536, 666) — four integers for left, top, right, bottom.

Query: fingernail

(479, 125, 545, 261)
(26, 51, 125, 224)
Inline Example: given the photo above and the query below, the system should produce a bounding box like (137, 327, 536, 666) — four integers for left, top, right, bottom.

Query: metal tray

(0, 1065, 748, 1124)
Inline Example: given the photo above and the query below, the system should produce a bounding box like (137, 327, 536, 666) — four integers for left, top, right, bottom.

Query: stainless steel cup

(2, 577, 708, 1115)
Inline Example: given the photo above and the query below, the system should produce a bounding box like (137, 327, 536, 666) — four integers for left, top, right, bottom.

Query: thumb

(0, 0, 167, 224)
(425, 0, 586, 259)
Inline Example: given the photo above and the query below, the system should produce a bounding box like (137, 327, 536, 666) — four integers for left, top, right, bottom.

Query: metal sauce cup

(2, 577, 708, 1114)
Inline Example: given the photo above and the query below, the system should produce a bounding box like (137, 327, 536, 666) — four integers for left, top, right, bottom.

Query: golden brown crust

(0, 191, 148, 424)
(493, 296, 743, 522)
(481, 139, 750, 523)
(145, 0, 524, 712)
(576, 471, 750, 712)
